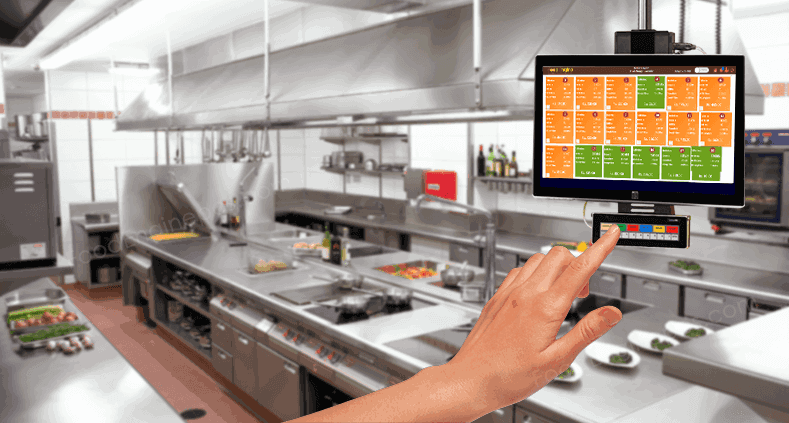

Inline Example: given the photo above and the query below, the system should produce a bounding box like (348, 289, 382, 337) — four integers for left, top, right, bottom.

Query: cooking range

(304, 296, 434, 325)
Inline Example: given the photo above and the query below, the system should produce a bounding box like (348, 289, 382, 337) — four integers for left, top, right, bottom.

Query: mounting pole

(473, 0, 482, 108)
(638, 0, 652, 30)
(263, 0, 271, 158)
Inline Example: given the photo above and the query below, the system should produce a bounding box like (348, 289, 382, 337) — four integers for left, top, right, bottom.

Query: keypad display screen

(593, 214, 690, 248)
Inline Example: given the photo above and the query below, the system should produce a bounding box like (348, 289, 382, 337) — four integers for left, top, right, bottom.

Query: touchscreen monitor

(533, 55, 744, 207)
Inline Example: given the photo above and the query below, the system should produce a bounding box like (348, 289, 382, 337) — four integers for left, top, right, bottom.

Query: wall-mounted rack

(320, 166, 404, 177)
(474, 176, 532, 193)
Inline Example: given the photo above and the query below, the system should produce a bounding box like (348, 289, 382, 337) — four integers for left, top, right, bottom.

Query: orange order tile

(700, 112, 733, 147)
(575, 76, 605, 110)
(545, 77, 574, 110)
(667, 76, 698, 111)
(575, 111, 604, 144)
(605, 76, 636, 110)
(545, 145, 574, 178)
(636, 111, 667, 146)
(605, 111, 636, 145)
(545, 110, 574, 143)
(667, 112, 700, 146)
(699, 76, 731, 111)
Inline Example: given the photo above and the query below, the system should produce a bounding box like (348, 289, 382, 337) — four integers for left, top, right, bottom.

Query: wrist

(425, 363, 496, 420)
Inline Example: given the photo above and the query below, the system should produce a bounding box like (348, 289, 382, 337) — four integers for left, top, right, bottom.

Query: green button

(617, 224, 628, 232)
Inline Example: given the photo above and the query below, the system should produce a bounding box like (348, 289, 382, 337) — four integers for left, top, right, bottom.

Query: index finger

(552, 225, 620, 300)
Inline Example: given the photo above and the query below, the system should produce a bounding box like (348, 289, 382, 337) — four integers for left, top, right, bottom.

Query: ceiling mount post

(473, 0, 482, 108)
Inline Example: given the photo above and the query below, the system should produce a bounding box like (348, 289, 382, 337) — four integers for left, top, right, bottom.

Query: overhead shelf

(321, 166, 404, 177)
(320, 135, 408, 145)
(474, 176, 532, 193)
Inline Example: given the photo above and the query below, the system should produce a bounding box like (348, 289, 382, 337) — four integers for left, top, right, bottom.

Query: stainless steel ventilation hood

(116, 0, 764, 131)
(295, 0, 427, 14)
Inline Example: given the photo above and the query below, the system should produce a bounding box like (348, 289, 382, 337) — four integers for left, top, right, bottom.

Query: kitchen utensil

(440, 262, 474, 287)
(553, 362, 583, 383)
(364, 159, 377, 171)
(664, 321, 715, 340)
(627, 330, 679, 354)
(384, 287, 412, 306)
(312, 295, 370, 314)
(584, 341, 641, 369)
(262, 129, 272, 158)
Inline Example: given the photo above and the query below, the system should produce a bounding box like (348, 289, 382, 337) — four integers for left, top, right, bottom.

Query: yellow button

(601, 223, 612, 231)
(653, 226, 665, 233)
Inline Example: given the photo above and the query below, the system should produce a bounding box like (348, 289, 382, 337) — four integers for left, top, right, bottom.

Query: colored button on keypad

(627, 224, 639, 232)
(666, 226, 679, 233)
(653, 225, 665, 233)
(639, 225, 653, 232)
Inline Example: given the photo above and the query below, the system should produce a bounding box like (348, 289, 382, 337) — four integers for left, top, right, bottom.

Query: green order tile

(575, 145, 603, 178)
(633, 146, 661, 179)
(637, 76, 665, 109)
(691, 147, 722, 181)
(661, 147, 691, 180)
(603, 146, 631, 178)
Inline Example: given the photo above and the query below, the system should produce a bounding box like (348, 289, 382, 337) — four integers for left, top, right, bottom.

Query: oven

(303, 371, 354, 415)
(710, 147, 789, 229)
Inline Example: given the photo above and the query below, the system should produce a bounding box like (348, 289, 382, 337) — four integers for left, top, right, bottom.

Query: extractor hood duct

(116, 0, 764, 131)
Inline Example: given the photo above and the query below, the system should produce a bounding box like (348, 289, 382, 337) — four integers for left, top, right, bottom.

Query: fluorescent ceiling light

(109, 62, 160, 77)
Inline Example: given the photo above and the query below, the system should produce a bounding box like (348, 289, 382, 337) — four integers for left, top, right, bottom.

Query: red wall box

(424, 170, 457, 201)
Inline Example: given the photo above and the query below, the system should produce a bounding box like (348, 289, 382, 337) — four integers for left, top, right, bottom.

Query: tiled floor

(59, 280, 278, 423)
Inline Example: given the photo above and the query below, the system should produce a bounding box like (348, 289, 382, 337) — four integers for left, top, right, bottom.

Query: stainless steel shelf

(474, 176, 532, 184)
(156, 285, 212, 319)
(321, 167, 404, 177)
(157, 317, 212, 360)
(321, 135, 408, 145)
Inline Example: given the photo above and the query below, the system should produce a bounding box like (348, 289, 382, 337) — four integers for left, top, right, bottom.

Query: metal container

(98, 266, 112, 284)
(459, 280, 486, 303)
(15, 115, 28, 138)
(323, 155, 332, 167)
(30, 113, 44, 137)
(342, 151, 364, 166)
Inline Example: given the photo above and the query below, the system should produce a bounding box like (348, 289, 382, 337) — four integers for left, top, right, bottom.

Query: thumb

(551, 306, 622, 359)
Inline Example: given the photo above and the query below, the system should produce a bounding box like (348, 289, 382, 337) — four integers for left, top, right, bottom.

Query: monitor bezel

(532, 54, 745, 207)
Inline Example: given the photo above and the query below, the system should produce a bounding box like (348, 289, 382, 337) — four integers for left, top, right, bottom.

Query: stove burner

(305, 297, 432, 325)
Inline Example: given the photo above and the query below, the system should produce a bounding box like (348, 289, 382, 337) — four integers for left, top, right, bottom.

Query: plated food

(664, 320, 714, 341)
(627, 330, 679, 354)
(377, 264, 438, 280)
(584, 341, 641, 369)
(292, 242, 326, 256)
(553, 363, 583, 383)
(252, 259, 289, 273)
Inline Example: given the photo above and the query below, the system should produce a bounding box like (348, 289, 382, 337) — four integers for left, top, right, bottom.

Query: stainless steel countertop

(0, 277, 185, 423)
(128, 229, 759, 423)
(279, 202, 789, 305)
(71, 215, 120, 232)
(662, 307, 789, 413)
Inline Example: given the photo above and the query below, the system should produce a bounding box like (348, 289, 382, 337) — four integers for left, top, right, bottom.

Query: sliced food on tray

(377, 264, 438, 280)
(7, 305, 77, 329)
(18, 322, 90, 343)
(252, 259, 289, 273)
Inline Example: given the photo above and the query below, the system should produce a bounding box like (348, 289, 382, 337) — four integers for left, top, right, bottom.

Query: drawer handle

(495, 255, 504, 261)
(217, 323, 226, 331)
(522, 415, 533, 423)
(705, 294, 725, 304)
(493, 409, 505, 416)
(218, 352, 226, 360)
(457, 247, 469, 253)
(643, 281, 661, 291)
(284, 363, 298, 375)
(601, 274, 618, 283)
(238, 336, 249, 346)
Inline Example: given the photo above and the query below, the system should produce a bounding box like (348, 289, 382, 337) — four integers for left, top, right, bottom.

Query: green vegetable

(19, 322, 89, 343)
(671, 260, 701, 271)
(609, 352, 633, 364)
(650, 338, 673, 351)
(685, 328, 706, 338)
(557, 368, 575, 379)
(7, 305, 63, 324)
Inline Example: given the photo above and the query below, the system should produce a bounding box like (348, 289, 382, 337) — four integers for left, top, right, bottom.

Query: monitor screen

(533, 55, 745, 207)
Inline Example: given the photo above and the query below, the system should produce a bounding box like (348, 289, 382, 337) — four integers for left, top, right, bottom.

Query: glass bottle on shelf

(322, 225, 331, 261)
(477, 144, 486, 177)
(509, 151, 519, 178)
(500, 145, 509, 177)
(487, 145, 495, 176)
(218, 201, 229, 227)
(231, 198, 241, 229)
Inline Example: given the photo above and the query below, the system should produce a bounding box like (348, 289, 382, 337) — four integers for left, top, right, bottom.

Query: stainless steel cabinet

(213, 345, 234, 383)
(449, 243, 481, 267)
(256, 342, 302, 421)
(233, 328, 258, 397)
(475, 406, 513, 423)
(684, 287, 747, 325)
(625, 276, 680, 314)
(514, 406, 556, 423)
(589, 271, 623, 298)
(211, 318, 234, 352)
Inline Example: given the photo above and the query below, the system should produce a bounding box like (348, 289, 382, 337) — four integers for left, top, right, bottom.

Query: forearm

(288, 365, 491, 423)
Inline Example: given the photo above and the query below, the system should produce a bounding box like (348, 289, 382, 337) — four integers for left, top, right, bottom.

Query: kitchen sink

(347, 245, 397, 258)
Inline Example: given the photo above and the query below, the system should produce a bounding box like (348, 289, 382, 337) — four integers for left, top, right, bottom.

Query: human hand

(442, 225, 622, 416)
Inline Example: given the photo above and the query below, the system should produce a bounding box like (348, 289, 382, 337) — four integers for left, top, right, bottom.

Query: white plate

(541, 246, 583, 257)
(627, 330, 679, 354)
(553, 362, 583, 383)
(584, 341, 641, 369)
(664, 321, 715, 341)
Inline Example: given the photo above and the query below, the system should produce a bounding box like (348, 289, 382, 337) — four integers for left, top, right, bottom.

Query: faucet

(414, 194, 496, 304)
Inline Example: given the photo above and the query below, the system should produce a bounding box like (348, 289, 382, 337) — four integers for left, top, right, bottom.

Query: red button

(626, 225, 639, 232)
(327, 352, 335, 361)
(283, 329, 290, 337)
(292, 335, 300, 342)
(667, 226, 679, 233)
(316, 346, 324, 355)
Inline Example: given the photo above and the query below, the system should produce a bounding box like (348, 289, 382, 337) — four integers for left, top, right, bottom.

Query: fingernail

(606, 225, 620, 236)
(601, 308, 621, 326)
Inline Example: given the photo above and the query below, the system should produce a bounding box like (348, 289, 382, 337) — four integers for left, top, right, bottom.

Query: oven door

(711, 150, 789, 227)
(304, 372, 354, 415)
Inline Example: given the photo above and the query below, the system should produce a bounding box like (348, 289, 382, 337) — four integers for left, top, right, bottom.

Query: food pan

(5, 288, 67, 313)
(15, 322, 92, 349)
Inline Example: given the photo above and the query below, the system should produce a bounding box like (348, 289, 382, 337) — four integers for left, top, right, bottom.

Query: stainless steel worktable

(663, 307, 789, 414)
(0, 277, 185, 423)
(279, 202, 789, 305)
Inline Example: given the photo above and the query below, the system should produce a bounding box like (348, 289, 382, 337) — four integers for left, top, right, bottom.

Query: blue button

(639, 225, 653, 232)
